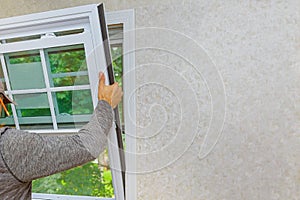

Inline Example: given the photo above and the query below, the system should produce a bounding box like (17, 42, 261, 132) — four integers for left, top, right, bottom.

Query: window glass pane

(53, 90, 93, 129)
(46, 45, 89, 87)
(5, 50, 45, 90)
(13, 93, 53, 130)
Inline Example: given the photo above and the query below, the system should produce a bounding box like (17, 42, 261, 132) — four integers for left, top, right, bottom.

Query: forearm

(78, 100, 113, 158)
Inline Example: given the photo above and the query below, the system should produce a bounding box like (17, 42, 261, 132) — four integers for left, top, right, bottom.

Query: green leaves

(111, 46, 123, 86)
(32, 162, 114, 197)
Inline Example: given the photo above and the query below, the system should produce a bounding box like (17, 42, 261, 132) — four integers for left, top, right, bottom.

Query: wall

(1, 0, 299, 200)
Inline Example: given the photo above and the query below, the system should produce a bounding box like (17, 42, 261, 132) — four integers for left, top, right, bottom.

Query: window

(1, 45, 93, 130)
(0, 4, 136, 200)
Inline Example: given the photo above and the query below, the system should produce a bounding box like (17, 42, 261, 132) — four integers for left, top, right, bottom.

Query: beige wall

(1, 0, 299, 200)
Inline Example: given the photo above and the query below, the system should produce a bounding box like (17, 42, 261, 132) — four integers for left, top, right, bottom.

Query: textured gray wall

(1, 1, 299, 200)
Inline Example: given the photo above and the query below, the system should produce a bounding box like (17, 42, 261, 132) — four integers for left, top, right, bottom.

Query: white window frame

(106, 9, 136, 200)
(0, 4, 136, 200)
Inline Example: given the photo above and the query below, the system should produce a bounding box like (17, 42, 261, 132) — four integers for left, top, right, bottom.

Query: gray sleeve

(0, 100, 113, 182)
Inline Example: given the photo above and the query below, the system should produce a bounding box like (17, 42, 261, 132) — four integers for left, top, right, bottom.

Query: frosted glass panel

(13, 93, 53, 130)
(5, 50, 45, 90)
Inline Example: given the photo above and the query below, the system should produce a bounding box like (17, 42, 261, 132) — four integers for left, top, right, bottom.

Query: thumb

(99, 72, 105, 90)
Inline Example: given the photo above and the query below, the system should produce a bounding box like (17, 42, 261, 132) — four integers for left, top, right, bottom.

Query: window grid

(39, 48, 58, 129)
(0, 34, 93, 131)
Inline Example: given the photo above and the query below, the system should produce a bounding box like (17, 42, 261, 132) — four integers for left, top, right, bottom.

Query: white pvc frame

(106, 9, 136, 200)
(0, 4, 136, 200)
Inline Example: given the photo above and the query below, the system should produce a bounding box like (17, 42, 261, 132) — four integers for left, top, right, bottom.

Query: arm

(0, 72, 122, 183)
(0, 100, 113, 183)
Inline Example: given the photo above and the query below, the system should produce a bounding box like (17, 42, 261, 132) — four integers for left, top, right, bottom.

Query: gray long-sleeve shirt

(0, 100, 113, 200)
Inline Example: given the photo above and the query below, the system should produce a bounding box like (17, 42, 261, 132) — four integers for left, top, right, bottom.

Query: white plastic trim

(40, 49, 58, 129)
(106, 9, 137, 200)
(0, 32, 89, 54)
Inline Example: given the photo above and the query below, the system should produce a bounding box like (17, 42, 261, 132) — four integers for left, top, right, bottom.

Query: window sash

(0, 4, 130, 200)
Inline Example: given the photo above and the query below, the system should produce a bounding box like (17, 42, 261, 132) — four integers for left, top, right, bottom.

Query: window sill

(32, 193, 114, 200)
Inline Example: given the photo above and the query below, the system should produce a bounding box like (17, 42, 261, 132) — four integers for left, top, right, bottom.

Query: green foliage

(111, 46, 124, 123)
(20, 108, 51, 117)
(111, 46, 123, 86)
(55, 90, 93, 115)
(32, 162, 114, 197)
(49, 47, 87, 73)
(9, 52, 41, 64)
(48, 46, 88, 87)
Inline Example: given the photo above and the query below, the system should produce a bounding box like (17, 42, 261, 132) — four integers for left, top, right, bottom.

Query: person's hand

(98, 72, 123, 109)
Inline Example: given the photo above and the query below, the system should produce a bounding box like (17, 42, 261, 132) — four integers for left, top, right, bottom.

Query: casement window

(0, 4, 136, 200)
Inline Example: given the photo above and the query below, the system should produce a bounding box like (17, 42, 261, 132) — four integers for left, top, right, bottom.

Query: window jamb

(106, 9, 136, 200)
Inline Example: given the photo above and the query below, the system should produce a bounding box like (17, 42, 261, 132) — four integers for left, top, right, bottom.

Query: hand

(98, 72, 123, 109)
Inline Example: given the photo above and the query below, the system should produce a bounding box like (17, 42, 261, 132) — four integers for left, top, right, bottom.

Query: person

(0, 72, 123, 199)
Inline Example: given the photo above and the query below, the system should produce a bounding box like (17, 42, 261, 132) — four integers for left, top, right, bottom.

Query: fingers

(97, 71, 123, 108)
(98, 72, 105, 91)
